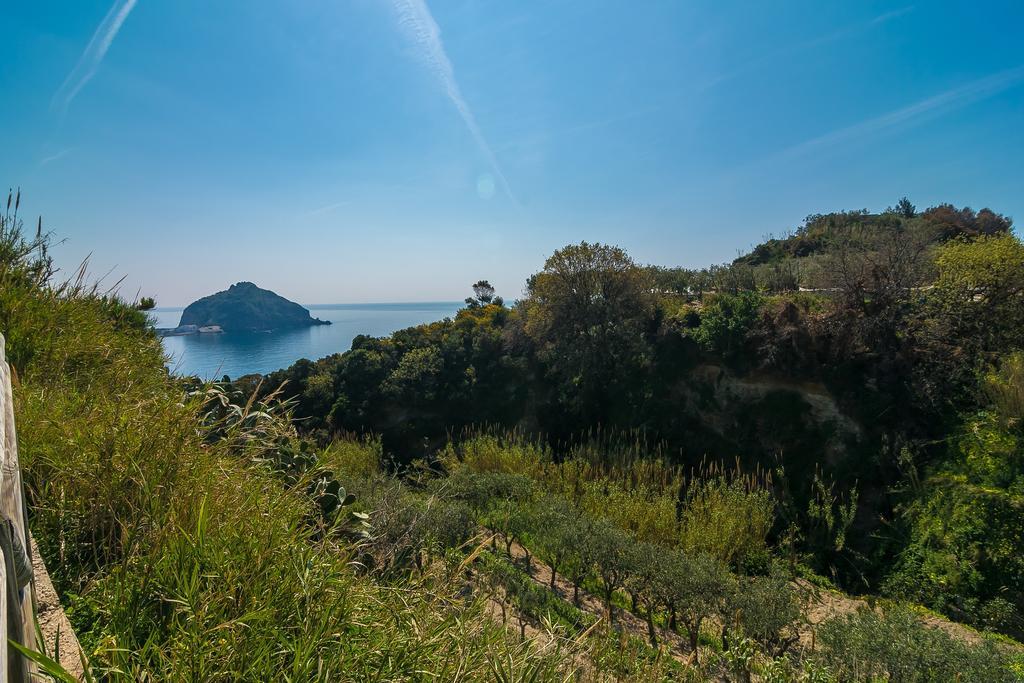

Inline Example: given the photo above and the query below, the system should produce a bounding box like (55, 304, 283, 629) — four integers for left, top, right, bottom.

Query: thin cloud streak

(780, 64, 1024, 159)
(703, 6, 914, 91)
(494, 104, 664, 155)
(871, 5, 915, 24)
(52, 0, 138, 113)
(39, 148, 73, 166)
(391, 0, 514, 201)
(304, 200, 352, 217)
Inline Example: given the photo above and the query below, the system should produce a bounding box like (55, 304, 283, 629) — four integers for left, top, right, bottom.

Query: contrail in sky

(52, 0, 138, 113)
(39, 148, 73, 166)
(781, 64, 1024, 158)
(391, 0, 514, 201)
(703, 6, 914, 91)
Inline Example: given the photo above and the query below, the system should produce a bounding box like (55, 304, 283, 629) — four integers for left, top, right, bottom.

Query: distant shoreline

(152, 301, 463, 312)
(151, 301, 467, 379)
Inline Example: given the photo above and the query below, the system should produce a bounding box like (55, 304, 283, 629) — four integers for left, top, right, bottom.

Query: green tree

(930, 233, 1024, 355)
(721, 567, 800, 656)
(530, 496, 578, 589)
(470, 474, 534, 558)
(671, 551, 732, 663)
(914, 233, 1024, 417)
(893, 196, 916, 218)
(590, 520, 632, 623)
(522, 242, 655, 428)
(624, 542, 668, 647)
(885, 354, 1024, 635)
(465, 280, 503, 308)
(561, 514, 596, 606)
(690, 291, 764, 360)
(383, 347, 444, 401)
(422, 499, 476, 554)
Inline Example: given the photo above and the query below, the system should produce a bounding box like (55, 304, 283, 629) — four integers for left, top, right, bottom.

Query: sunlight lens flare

(476, 173, 496, 200)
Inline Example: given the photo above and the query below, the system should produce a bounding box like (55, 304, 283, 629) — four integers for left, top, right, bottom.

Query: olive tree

(561, 514, 596, 606)
(625, 541, 669, 647)
(817, 606, 1017, 682)
(720, 566, 801, 656)
(671, 551, 733, 662)
(590, 520, 633, 623)
(530, 496, 580, 588)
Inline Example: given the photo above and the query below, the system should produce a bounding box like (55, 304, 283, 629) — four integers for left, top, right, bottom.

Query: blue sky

(2, 0, 1022, 305)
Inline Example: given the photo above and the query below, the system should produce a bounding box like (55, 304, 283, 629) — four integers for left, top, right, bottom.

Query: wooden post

(0, 333, 38, 680)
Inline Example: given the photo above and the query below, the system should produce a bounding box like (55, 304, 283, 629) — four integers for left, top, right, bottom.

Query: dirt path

(31, 535, 86, 680)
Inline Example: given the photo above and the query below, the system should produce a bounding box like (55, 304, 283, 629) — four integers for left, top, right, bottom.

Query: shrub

(691, 291, 765, 359)
(722, 566, 802, 656)
(816, 606, 1017, 682)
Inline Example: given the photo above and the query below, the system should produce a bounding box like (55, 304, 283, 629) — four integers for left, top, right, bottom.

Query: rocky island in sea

(159, 282, 330, 336)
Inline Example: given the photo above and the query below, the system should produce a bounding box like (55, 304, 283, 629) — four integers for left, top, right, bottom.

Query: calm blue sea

(151, 302, 463, 379)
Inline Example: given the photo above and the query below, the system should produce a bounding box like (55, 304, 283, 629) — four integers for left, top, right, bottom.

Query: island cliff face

(179, 282, 330, 332)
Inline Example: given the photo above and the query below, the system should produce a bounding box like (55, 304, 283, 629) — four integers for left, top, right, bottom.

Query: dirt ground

(31, 535, 86, 680)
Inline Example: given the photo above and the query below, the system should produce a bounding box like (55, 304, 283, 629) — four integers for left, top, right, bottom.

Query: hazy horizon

(3, 1, 1023, 307)
(152, 299, 466, 311)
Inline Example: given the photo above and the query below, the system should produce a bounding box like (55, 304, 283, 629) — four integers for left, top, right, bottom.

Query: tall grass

(443, 430, 774, 562)
(2, 198, 577, 680)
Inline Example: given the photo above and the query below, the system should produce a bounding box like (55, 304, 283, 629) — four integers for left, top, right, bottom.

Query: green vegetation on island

(178, 281, 330, 332)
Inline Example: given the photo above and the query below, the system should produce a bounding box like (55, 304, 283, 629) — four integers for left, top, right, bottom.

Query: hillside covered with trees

(250, 199, 1024, 641)
(3, 192, 1023, 680)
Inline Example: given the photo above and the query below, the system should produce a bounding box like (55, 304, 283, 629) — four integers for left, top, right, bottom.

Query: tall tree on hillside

(917, 233, 1024, 410)
(465, 280, 503, 308)
(521, 242, 656, 429)
(820, 218, 935, 470)
(894, 197, 916, 218)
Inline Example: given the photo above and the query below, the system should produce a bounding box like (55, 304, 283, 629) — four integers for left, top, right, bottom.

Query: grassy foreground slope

(0, 205, 591, 679)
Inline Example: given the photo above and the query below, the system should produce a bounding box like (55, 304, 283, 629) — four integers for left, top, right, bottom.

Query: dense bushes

(884, 353, 1024, 636)
(678, 475, 774, 567)
(259, 301, 528, 454)
(817, 607, 1019, 682)
(690, 291, 765, 360)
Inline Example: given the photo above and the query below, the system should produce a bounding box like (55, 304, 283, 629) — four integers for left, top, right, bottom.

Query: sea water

(151, 302, 463, 379)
